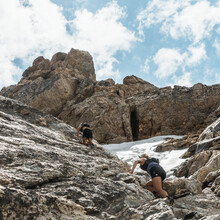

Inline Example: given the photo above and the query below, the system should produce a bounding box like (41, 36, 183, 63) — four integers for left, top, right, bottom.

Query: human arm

(76, 123, 82, 137)
(130, 158, 145, 174)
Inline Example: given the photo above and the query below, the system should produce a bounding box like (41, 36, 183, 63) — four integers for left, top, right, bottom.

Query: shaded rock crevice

(130, 106, 139, 141)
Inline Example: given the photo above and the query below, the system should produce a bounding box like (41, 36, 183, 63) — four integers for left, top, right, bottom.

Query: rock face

(0, 95, 152, 219)
(1, 95, 220, 219)
(1, 49, 220, 144)
(1, 49, 96, 117)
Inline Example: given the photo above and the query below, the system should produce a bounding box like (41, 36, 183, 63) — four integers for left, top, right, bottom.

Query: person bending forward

(130, 153, 168, 198)
(77, 122, 94, 146)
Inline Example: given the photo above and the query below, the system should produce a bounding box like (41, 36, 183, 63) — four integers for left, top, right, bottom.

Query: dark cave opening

(130, 107, 139, 141)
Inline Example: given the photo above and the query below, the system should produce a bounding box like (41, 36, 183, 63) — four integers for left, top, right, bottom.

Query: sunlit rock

(0, 95, 158, 219)
(1, 50, 220, 143)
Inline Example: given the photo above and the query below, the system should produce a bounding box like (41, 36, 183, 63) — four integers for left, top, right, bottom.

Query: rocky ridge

(0, 94, 220, 219)
(1, 49, 220, 144)
(1, 48, 220, 219)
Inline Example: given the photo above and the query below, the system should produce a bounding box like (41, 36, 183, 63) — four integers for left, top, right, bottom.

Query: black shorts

(82, 128, 93, 139)
(150, 166, 166, 181)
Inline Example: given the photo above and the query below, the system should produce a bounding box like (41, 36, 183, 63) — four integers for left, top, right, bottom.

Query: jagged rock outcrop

(156, 117, 220, 199)
(182, 117, 220, 158)
(155, 134, 199, 152)
(165, 116, 220, 219)
(1, 95, 220, 219)
(0, 95, 171, 219)
(1, 49, 95, 117)
(157, 117, 220, 219)
(1, 49, 220, 144)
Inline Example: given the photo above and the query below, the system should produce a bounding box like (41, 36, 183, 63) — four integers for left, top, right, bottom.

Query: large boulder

(1, 49, 95, 117)
(130, 84, 220, 140)
(198, 117, 220, 142)
(174, 149, 220, 197)
(182, 116, 220, 157)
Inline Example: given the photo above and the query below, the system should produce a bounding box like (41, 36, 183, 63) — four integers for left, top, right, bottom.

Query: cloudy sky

(1, 0, 220, 89)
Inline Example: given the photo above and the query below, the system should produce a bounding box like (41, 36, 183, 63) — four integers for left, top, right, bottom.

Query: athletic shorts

(82, 128, 93, 139)
(149, 166, 166, 181)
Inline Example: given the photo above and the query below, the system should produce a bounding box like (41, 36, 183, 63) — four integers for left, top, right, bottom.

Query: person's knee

(146, 181, 152, 186)
(156, 189, 164, 193)
(82, 138, 87, 143)
(89, 138, 93, 143)
(156, 189, 168, 197)
(154, 184, 163, 192)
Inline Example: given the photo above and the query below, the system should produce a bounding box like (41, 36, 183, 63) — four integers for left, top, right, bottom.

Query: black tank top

(80, 123, 90, 132)
(140, 158, 159, 172)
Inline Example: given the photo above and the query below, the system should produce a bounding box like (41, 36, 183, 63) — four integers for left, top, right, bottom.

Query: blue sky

(1, 0, 220, 89)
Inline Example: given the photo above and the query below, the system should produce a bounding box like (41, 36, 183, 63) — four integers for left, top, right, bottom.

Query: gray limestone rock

(0, 95, 153, 219)
(0, 95, 220, 219)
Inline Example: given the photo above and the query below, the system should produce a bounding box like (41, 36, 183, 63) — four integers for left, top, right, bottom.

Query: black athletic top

(140, 158, 160, 173)
(80, 123, 90, 132)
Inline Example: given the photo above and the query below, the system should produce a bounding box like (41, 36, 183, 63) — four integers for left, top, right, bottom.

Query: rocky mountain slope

(1, 48, 220, 144)
(0, 94, 220, 219)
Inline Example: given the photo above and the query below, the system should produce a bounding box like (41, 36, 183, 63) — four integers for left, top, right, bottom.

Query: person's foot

(89, 143, 95, 148)
(153, 191, 160, 198)
(167, 196, 174, 206)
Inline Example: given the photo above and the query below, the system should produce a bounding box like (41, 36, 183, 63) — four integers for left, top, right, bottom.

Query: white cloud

(137, 0, 219, 86)
(137, 0, 191, 36)
(70, 1, 137, 80)
(0, 0, 137, 88)
(1, 0, 70, 57)
(172, 72, 192, 87)
(142, 58, 150, 74)
(203, 68, 220, 85)
(152, 43, 207, 81)
(75, 0, 87, 3)
(153, 48, 183, 78)
(163, 1, 220, 43)
(213, 38, 220, 55)
(215, 73, 220, 84)
(0, 58, 23, 88)
(185, 43, 207, 66)
(0, 0, 71, 88)
(138, 0, 220, 43)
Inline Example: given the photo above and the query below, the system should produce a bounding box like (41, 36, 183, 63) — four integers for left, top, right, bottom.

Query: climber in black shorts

(130, 153, 174, 205)
(77, 122, 94, 146)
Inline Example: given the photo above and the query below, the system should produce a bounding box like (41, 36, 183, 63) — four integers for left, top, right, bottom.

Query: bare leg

(146, 180, 155, 193)
(88, 138, 94, 146)
(82, 137, 87, 145)
(152, 177, 168, 198)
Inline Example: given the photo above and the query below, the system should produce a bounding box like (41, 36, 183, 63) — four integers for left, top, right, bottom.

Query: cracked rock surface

(0, 96, 166, 219)
(1, 95, 220, 219)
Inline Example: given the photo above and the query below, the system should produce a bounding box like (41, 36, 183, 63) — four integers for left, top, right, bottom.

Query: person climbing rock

(130, 153, 174, 206)
(77, 122, 95, 147)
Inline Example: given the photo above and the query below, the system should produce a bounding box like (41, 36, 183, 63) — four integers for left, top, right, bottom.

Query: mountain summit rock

(1, 48, 220, 144)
